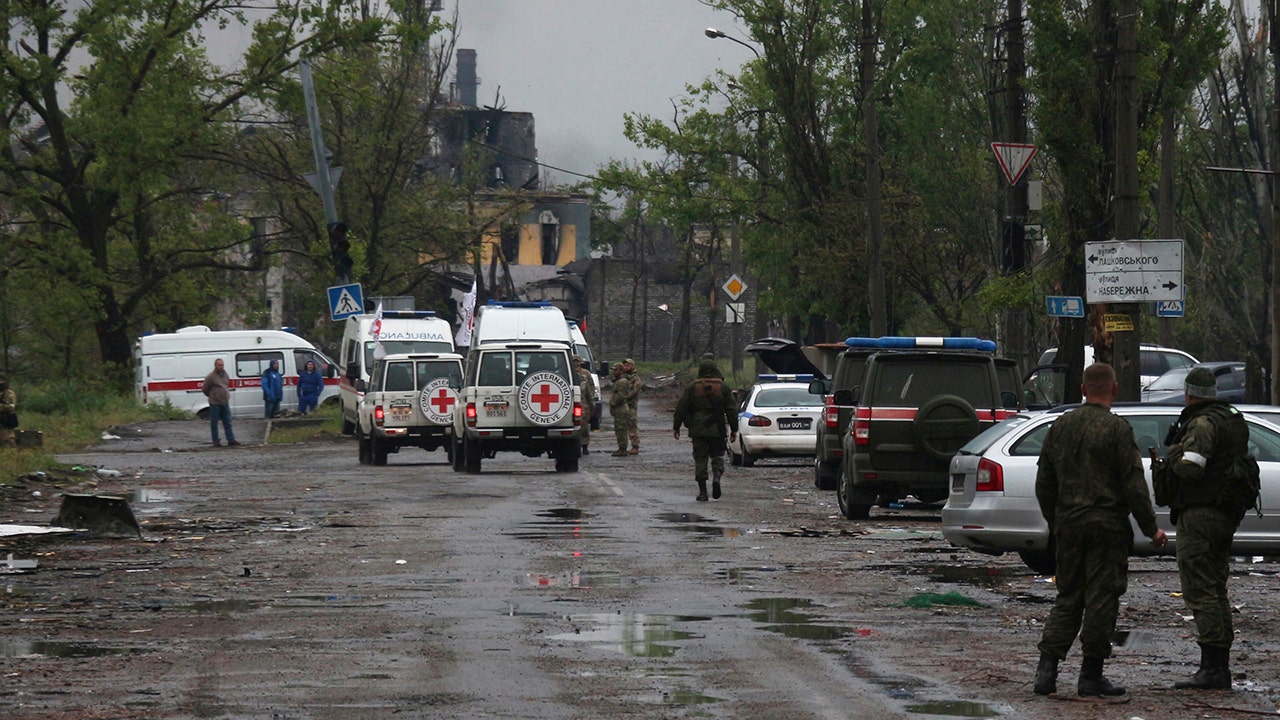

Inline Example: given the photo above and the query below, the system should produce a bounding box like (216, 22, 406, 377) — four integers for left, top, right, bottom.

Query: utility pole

(1000, 0, 1030, 370)
(1271, 0, 1280, 403)
(861, 0, 887, 336)
(300, 59, 350, 284)
(1112, 0, 1142, 400)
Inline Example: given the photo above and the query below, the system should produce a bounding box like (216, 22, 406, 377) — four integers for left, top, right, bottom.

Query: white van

(567, 319, 602, 429)
(470, 302, 573, 346)
(338, 311, 454, 433)
(134, 326, 340, 418)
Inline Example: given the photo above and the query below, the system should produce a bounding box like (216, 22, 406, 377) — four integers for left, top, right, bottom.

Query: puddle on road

(526, 571, 634, 588)
(549, 612, 709, 657)
(654, 511, 743, 539)
(1, 640, 146, 659)
(739, 597, 852, 640)
(186, 598, 258, 613)
(636, 689, 724, 705)
(867, 563, 1015, 588)
(130, 488, 175, 504)
(715, 565, 785, 584)
(904, 700, 997, 717)
(506, 508, 601, 542)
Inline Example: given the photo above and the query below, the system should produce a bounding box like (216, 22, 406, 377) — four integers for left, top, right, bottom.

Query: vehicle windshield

(1146, 367, 1190, 392)
(754, 387, 822, 408)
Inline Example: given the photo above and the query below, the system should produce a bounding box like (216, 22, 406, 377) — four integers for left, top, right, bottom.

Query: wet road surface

(2, 397, 1280, 719)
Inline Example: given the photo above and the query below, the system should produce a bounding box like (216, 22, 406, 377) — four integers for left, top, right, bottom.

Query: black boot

(712, 470, 722, 499)
(696, 480, 708, 502)
(1077, 656, 1126, 697)
(1175, 645, 1232, 690)
(1033, 654, 1058, 696)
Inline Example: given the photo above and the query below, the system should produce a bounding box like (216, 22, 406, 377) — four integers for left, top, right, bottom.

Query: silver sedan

(942, 404, 1280, 573)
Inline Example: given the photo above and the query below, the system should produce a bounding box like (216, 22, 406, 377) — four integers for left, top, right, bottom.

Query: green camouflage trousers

(611, 405, 638, 450)
(691, 436, 726, 483)
(1038, 522, 1132, 660)
(1176, 506, 1240, 649)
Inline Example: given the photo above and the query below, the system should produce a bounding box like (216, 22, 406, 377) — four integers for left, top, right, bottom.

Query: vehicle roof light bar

(757, 373, 815, 382)
(845, 336, 997, 352)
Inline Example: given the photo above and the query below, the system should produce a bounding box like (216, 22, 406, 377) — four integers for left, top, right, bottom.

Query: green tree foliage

(0, 0, 383, 381)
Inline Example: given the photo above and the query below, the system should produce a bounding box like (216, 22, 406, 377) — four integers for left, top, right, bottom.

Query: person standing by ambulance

(297, 360, 324, 415)
(261, 359, 283, 418)
(202, 359, 240, 447)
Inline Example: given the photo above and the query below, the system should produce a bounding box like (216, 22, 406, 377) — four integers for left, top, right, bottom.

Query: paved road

(2, 396, 1279, 719)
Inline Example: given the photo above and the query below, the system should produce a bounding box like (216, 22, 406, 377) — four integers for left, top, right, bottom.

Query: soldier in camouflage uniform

(572, 355, 596, 455)
(1033, 363, 1168, 698)
(606, 359, 641, 456)
(673, 360, 738, 501)
(0, 374, 16, 448)
(608, 362, 634, 457)
(1161, 365, 1250, 690)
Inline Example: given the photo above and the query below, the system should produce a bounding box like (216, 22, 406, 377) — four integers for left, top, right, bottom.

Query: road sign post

(1085, 240, 1183, 303)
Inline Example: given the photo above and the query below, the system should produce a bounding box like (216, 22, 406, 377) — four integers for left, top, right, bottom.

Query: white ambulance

(134, 326, 340, 418)
(338, 310, 455, 433)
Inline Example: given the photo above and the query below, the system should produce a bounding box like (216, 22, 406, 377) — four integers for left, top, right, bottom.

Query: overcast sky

(450, 1, 751, 185)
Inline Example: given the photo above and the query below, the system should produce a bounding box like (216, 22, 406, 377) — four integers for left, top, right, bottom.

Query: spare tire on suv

(836, 337, 1021, 520)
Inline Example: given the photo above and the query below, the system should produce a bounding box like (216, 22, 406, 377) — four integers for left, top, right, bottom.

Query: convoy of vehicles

(134, 326, 339, 418)
(450, 302, 583, 474)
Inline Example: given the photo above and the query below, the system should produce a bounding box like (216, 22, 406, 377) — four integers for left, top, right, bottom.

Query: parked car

(942, 403, 1280, 574)
(729, 374, 824, 466)
(1142, 362, 1247, 404)
(836, 337, 1021, 520)
(1038, 343, 1198, 390)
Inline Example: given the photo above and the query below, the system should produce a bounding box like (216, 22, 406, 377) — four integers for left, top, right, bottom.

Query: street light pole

(705, 28, 760, 58)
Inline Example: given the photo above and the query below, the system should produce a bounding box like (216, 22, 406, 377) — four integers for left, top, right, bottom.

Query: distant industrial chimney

(457, 49, 478, 107)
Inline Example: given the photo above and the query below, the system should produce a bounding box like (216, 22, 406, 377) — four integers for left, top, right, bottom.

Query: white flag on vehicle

(370, 301, 386, 360)
(455, 280, 477, 347)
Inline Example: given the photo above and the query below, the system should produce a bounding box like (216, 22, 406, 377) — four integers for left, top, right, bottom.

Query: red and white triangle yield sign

(991, 142, 1038, 185)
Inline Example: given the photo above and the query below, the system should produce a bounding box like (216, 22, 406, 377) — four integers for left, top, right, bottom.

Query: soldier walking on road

(1158, 366, 1251, 690)
(673, 359, 738, 501)
(572, 355, 596, 456)
(1033, 363, 1168, 698)
(621, 358, 641, 454)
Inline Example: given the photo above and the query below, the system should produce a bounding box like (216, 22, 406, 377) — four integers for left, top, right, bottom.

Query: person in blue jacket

(262, 359, 284, 418)
(297, 360, 324, 415)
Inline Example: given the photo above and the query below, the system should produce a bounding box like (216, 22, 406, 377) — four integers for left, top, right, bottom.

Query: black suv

(835, 337, 1021, 520)
(810, 346, 876, 491)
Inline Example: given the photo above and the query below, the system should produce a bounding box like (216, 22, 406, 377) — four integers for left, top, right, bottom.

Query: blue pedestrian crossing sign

(328, 283, 364, 321)
(1046, 295, 1085, 318)
(1156, 299, 1185, 318)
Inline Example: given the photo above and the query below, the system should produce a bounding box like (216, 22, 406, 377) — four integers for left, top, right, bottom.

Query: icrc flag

(370, 301, 387, 360)
(455, 280, 477, 347)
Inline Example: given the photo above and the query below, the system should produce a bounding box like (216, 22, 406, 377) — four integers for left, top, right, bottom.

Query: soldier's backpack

(1222, 454, 1263, 517)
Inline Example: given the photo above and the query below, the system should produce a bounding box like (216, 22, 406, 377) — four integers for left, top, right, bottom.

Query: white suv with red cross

(357, 353, 465, 466)
(451, 302, 583, 474)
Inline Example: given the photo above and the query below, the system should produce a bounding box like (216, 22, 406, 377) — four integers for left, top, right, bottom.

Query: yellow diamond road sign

(722, 274, 747, 301)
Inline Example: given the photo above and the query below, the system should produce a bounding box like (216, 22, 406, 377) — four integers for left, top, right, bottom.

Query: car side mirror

(1002, 390, 1019, 409)
(832, 388, 855, 406)
(808, 378, 831, 395)
(345, 362, 360, 381)
(355, 379, 367, 393)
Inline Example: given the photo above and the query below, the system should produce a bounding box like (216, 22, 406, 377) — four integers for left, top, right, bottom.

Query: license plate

(777, 418, 810, 431)
(390, 405, 412, 422)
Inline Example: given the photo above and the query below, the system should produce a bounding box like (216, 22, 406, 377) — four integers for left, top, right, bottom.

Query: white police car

(730, 374, 824, 467)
